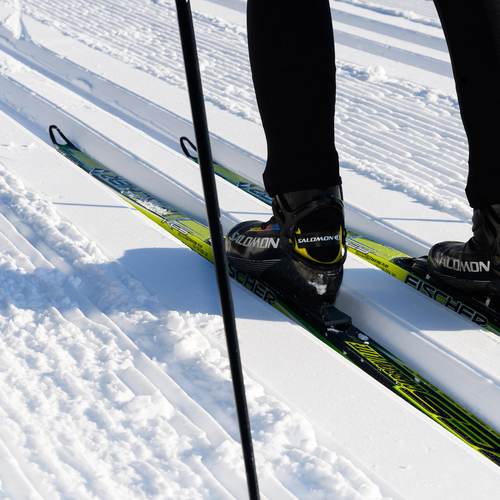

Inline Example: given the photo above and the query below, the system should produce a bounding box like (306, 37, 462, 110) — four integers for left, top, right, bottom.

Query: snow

(2, 0, 28, 41)
(13, 0, 466, 218)
(336, 0, 441, 27)
(0, 0, 498, 498)
(0, 141, 388, 499)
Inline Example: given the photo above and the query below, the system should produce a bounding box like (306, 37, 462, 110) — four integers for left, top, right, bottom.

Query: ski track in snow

(21, 0, 471, 221)
(336, 0, 441, 28)
(0, 161, 385, 499)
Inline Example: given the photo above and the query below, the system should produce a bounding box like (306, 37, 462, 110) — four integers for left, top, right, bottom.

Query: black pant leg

(433, 0, 500, 208)
(247, 0, 340, 195)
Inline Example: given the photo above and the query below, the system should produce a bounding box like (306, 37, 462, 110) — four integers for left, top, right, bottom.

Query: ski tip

(180, 136, 198, 161)
(49, 125, 76, 149)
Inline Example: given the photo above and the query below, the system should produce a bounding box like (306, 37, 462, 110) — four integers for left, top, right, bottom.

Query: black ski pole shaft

(174, 2, 260, 499)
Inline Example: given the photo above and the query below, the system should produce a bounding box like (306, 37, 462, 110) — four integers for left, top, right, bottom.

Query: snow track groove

(335, 0, 441, 28)
(332, 3, 446, 51)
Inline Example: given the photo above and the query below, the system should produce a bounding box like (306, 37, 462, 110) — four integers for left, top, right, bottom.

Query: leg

(226, 1, 345, 305)
(247, 0, 340, 195)
(429, 2, 500, 292)
(433, 0, 500, 208)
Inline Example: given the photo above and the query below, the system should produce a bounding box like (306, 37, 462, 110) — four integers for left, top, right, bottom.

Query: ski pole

(173, 2, 260, 499)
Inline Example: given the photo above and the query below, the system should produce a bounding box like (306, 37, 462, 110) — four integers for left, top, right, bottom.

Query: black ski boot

(428, 205, 500, 295)
(226, 186, 347, 305)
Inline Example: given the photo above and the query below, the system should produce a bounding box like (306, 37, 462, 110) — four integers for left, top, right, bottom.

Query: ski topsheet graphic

(180, 137, 500, 336)
(51, 126, 500, 466)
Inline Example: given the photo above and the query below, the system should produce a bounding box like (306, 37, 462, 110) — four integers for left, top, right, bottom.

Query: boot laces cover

(274, 187, 347, 268)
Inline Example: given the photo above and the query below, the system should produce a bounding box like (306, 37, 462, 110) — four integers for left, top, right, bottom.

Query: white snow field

(0, 0, 498, 498)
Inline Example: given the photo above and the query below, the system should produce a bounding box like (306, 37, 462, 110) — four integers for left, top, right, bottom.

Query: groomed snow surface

(0, 0, 499, 499)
